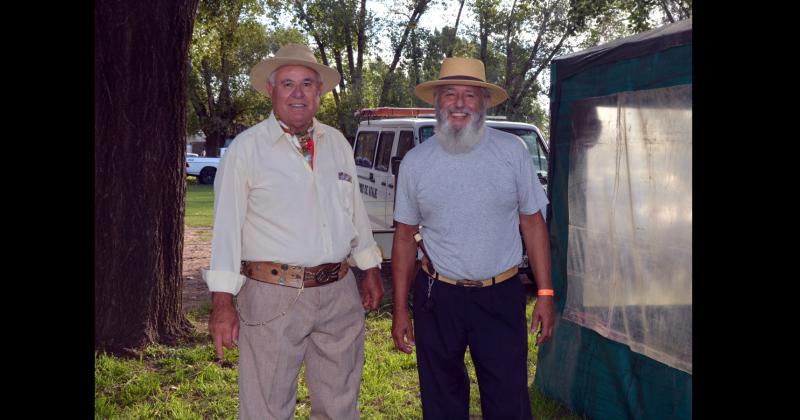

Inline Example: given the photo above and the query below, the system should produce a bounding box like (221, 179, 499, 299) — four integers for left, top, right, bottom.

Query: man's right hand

(209, 292, 240, 359)
(392, 309, 415, 354)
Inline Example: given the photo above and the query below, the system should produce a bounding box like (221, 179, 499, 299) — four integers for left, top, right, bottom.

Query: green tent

(534, 18, 692, 419)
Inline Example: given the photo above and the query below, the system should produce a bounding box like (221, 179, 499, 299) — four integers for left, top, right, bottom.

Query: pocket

(336, 178, 355, 217)
(236, 279, 292, 326)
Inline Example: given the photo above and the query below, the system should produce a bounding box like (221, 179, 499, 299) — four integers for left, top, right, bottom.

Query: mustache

(445, 106, 473, 116)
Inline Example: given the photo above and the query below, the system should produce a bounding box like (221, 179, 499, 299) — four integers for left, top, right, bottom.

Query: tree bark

(95, 0, 198, 354)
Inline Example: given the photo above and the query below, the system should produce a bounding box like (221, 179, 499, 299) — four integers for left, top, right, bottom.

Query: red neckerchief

(277, 118, 315, 169)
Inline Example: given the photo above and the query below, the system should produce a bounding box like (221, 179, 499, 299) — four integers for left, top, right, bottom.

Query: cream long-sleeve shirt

(202, 113, 382, 295)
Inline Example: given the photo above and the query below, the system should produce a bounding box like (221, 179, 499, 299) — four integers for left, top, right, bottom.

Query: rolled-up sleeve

(202, 147, 249, 295)
(516, 144, 548, 215)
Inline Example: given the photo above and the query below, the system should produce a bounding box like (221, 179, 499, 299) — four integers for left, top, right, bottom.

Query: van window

(375, 131, 394, 172)
(495, 128, 548, 173)
(397, 131, 415, 161)
(419, 125, 435, 143)
(354, 131, 378, 168)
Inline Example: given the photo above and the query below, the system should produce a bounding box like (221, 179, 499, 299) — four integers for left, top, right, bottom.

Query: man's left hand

(530, 296, 555, 345)
(361, 267, 384, 310)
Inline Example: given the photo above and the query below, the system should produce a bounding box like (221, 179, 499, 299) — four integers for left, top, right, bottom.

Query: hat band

(439, 75, 485, 82)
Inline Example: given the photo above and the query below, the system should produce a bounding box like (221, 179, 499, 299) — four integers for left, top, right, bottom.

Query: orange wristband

(537, 289, 554, 296)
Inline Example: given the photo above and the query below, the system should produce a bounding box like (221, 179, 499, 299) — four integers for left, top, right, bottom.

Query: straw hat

(415, 57, 508, 107)
(250, 43, 341, 97)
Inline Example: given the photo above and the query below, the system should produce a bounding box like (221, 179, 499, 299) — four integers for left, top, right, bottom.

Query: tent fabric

(553, 18, 692, 84)
(534, 18, 692, 420)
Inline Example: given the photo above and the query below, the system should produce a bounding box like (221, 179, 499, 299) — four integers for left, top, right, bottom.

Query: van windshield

(418, 125, 547, 175)
(494, 128, 548, 175)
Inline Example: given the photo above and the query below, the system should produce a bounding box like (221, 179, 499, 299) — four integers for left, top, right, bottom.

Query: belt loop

(492, 276, 496, 285)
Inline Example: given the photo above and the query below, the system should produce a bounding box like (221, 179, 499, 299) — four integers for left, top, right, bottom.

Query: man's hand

(530, 296, 554, 345)
(392, 308, 415, 354)
(361, 267, 384, 310)
(209, 292, 240, 359)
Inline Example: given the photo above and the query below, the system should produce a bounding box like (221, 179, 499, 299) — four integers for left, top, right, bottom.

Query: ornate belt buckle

(313, 263, 339, 284)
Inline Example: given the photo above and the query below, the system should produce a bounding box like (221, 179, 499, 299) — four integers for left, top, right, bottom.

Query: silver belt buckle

(456, 279, 484, 288)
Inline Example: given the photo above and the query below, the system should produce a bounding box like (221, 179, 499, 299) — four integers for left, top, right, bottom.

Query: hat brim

(415, 79, 509, 107)
(250, 58, 341, 97)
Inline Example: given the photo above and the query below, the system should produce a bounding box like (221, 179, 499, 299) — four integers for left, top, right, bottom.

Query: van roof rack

(354, 107, 436, 124)
(354, 107, 511, 124)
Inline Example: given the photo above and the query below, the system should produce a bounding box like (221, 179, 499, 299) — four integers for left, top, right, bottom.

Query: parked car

(185, 139, 233, 184)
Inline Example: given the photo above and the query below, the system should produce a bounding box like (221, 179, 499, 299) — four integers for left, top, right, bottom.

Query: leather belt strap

(421, 263, 518, 288)
(414, 231, 517, 287)
(241, 260, 349, 289)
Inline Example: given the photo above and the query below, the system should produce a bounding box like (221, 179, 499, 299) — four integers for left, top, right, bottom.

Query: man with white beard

(390, 57, 555, 419)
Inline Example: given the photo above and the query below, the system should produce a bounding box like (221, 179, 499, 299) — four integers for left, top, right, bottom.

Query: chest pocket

(336, 172, 355, 217)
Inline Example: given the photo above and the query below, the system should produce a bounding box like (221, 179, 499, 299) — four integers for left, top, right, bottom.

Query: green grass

(184, 183, 214, 228)
(135, 181, 586, 418)
(95, 302, 584, 419)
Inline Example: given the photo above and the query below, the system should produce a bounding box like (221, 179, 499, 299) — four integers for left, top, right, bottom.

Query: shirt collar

(264, 112, 323, 146)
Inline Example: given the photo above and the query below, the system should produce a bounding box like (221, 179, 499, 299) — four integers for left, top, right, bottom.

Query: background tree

(575, 0, 691, 46)
(269, 0, 375, 137)
(378, 0, 435, 106)
(188, 0, 277, 157)
(95, 0, 200, 354)
(446, 0, 467, 57)
(405, 26, 477, 107)
(463, 0, 680, 130)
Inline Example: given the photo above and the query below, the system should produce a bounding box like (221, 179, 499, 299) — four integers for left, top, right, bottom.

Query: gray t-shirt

(394, 126, 548, 280)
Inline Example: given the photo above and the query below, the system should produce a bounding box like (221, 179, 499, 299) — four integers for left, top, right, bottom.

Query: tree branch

(447, 0, 466, 57)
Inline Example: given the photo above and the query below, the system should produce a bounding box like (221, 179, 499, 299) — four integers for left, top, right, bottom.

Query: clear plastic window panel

(563, 84, 692, 373)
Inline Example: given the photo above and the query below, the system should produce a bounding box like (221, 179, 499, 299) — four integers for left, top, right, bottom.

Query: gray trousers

(236, 270, 365, 420)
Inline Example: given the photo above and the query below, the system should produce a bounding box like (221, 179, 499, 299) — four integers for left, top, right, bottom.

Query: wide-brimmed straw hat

(415, 57, 508, 107)
(250, 43, 341, 97)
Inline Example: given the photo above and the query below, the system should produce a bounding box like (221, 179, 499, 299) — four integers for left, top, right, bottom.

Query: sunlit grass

(95, 301, 583, 419)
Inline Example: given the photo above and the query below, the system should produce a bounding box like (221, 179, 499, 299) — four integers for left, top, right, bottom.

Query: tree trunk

(378, 0, 432, 105)
(95, 0, 198, 354)
(204, 129, 226, 158)
(478, 6, 489, 65)
(353, 0, 367, 110)
(446, 0, 466, 57)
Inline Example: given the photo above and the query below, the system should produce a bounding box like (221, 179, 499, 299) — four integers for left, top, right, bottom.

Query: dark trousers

(413, 269, 533, 420)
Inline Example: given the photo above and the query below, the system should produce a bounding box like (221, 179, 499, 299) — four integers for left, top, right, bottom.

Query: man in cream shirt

(203, 43, 383, 419)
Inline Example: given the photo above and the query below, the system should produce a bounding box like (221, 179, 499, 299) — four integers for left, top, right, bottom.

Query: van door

(371, 130, 396, 229)
(353, 130, 383, 225)
(387, 130, 415, 224)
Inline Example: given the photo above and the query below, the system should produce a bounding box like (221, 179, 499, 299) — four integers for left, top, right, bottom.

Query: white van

(351, 108, 549, 261)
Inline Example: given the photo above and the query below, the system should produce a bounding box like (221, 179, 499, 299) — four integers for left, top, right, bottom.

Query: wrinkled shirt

(393, 126, 548, 280)
(203, 113, 382, 295)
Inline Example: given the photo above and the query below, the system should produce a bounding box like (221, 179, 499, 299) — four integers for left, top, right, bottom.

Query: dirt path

(181, 227, 214, 312)
(180, 227, 396, 313)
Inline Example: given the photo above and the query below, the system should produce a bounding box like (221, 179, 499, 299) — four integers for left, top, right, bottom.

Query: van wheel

(199, 167, 217, 184)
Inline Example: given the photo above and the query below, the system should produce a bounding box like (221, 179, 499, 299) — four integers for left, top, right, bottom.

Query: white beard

(435, 106, 486, 154)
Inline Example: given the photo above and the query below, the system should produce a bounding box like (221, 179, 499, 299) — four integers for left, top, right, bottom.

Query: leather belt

(421, 263, 518, 288)
(241, 260, 349, 289)
(413, 231, 517, 287)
